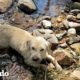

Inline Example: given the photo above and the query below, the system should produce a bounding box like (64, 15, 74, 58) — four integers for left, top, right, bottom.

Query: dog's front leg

(47, 54, 62, 71)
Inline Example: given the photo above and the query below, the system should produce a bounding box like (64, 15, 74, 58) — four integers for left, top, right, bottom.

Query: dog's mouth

(40, 58, 51, 65)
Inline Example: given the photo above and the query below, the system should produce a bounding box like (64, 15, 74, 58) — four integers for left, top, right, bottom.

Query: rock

(77, 13, 80, 19)
(0, 0, 12, 13)
(63, 20, 69, 29)
(70, 9, 80, 15)
(67, 15, 76, 21)
(70, 43, 80, 55)
(18, 0, 36, 14)
(32, 29, 59, 44)
(70, 69, 80, 79)
(67, 36, 80, 45)
(37, 16, 51, 23)
(71, 2, 80, 9)
(59, 42, 68, 48)
(67, 28, 76, 36)
(68, 21, 80, 28)
(52, 48, 75, 66)
(56, 15, 66, 23)
(41, 20, 52, 29)
(56, 30, 67, 40)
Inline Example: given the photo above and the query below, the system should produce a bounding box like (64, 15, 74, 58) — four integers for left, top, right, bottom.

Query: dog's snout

(32, 56, 40, 62)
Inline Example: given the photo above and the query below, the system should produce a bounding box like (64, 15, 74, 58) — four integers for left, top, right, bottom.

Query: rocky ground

(0, 0, 80, 80)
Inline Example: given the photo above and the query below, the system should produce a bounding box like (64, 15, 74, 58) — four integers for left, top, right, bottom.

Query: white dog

(0, 24, 62, 71)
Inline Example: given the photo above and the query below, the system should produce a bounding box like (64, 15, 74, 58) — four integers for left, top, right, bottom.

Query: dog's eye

(31, 47, 36, 50)
(40, 48, 44, 51)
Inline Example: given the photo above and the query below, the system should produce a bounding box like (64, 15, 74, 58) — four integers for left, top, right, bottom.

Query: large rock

(18, 0, 36, 14)
(52, 48, 75, 66)
(0, 0, 12, 13)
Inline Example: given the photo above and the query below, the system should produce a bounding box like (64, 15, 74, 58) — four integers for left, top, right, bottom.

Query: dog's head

(23, 36, 52, 67)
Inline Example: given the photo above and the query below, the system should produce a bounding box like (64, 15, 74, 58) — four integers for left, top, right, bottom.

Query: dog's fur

(0, 24, 62, 71)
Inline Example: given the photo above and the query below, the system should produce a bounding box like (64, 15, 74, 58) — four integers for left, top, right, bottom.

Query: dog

(0, 24, 62, 71)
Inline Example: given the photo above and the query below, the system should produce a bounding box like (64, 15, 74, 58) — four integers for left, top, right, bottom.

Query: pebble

(77, 13, 80, 19)
(59, 42, 68, 48)
(67, 28, 76, 36)
(56, 31, 67, 40)
(68, 21, 80, 28)
(63, 20, 69, 28)
(41, 20, 52, 29)
(67, 15, 76, 21)
(70, 9, 80, 15)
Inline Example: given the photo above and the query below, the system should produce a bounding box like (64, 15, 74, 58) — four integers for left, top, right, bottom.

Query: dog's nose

(32, 56, 40, 62)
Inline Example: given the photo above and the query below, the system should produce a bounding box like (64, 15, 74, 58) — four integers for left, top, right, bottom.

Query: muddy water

(33, 0, 71, 17)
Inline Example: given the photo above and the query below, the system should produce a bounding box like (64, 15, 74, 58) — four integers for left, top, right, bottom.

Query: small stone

(77, 13, 80, 19)
(41, 20, 52, 29)
(70, 9, 80, 15)
(67, 15, 76, 21)
(56, 31, 67, 40)
(18, 0, 36, 14)
(68, 21, 80, 28)
(67, 28, 76, 36)
(62, 20, 69, 29)
(0, 0, 12, 13)
(37, 16, 51, 22)
(59, 42, 68, 48)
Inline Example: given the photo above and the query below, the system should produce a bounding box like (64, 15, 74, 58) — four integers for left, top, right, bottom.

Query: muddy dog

(0, 24, 62, 71)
